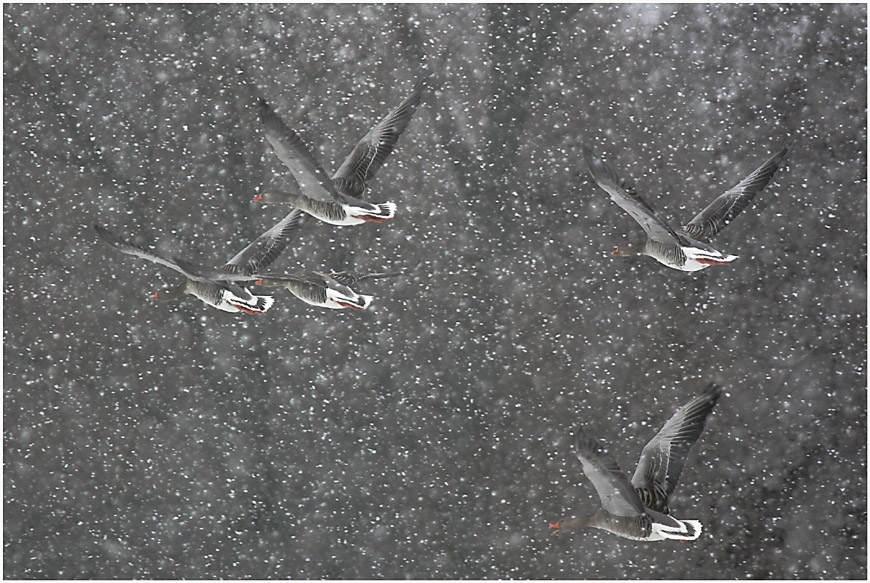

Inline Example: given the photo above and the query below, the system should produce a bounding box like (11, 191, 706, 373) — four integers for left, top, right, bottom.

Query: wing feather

(259, 98, 342, 203)
(681, 145, 790, 241)
(94, 224, 208, 280)
(631, 383, 723, 511)
(222, 209, 304, 276)
(332, 79, 425, 197)
(583, 146, 681, 244)
(573, 428, 647, 518)
(328, 270, 403, 287)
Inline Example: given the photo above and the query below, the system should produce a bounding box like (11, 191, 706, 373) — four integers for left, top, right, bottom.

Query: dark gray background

(4, 3, 866, 579)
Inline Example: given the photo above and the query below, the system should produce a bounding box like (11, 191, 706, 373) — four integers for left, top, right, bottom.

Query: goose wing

(329, 270, 404, 287)
(573, 428, 647, 517)
(94, 224, 209, 281)
(256, 270, 324, 286)
(259, 98, 343, 203)
(583, 146, 681, 244)
(631, 383, 723, 511)
(221, 209, 305, 278)
(680, 145, 790, 241)
(332, 79, 425, 197)
(259, 270, 357, 295)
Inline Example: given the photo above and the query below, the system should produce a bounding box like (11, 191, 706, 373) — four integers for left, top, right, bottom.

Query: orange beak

(253, 194, 263, 203)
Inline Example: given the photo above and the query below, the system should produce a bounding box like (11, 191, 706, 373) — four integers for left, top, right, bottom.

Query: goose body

(158, 279, 274, 314)
(583, 144, 789, 271)
(255, 270, 402, 310)
(551, 383, 722, 542)
(255, 79, 424, 225)
(95, 209, 304, 314)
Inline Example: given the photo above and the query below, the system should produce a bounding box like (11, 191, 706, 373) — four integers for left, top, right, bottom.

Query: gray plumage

(94, 209, 303, 312)
(583, 143, 789, 271)
(255, 269, 402, 310)
(583, 145, 682, 245)
(631, 383, 723, 513)
(258, 98, 345, 205)
(256, 79, 424, 224)
(328, 269, 404, 287)
(681, 147, 790, 241)
(332, 78, 425, 197)
(551, 384, 722, 540)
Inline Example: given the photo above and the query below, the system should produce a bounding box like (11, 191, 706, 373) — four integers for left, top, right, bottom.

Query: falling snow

(3, 3, 867, 579)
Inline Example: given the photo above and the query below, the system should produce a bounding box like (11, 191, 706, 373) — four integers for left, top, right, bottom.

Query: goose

(254, 79, 424, 225)
(583, 144, 789, 271)
(254, 270, 403, 310)
(550, 383, 722, 541)
(94, 209, 303, 314)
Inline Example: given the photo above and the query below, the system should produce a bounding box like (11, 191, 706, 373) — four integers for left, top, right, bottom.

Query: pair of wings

(259, 79, 425, 205)
(573, 383, 723, 518)
(583, 145, 790, 245)
(94, 208, 305, 284)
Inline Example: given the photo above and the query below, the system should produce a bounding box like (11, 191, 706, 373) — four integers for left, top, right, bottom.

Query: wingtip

(701, 382, 724, 399)
(94, 224, 118, 244)
(774, 142, 792, 161)
(256, 97, 270, 114)
(581, 144, 599, 169)
(257, 97, 276, 124)
(572, 426, 597, 451)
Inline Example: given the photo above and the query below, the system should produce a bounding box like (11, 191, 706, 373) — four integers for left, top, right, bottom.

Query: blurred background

(3, 4, 866, 579)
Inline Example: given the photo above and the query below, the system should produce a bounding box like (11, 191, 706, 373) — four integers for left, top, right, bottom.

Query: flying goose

(94, 209, 304, 314)
(254, 79, 425, 225)
(254, 270, 403, 310)
(551, 383, 723, 541)
(584, 144, 789, 271)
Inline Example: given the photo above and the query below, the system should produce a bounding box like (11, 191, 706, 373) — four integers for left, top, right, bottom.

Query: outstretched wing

(332, 78, 425, 197)
(631, 383, 723, 512)
(573, 428, 647, 518)
(94, 224, 207, 280)
(680, 145, 790, 242)
(221, 209, 305, 277)
(329, 270, 404, 287)
(257, 270, 358, 296)
(583, 146, 681, 244)
(259, 98, 342, 203)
